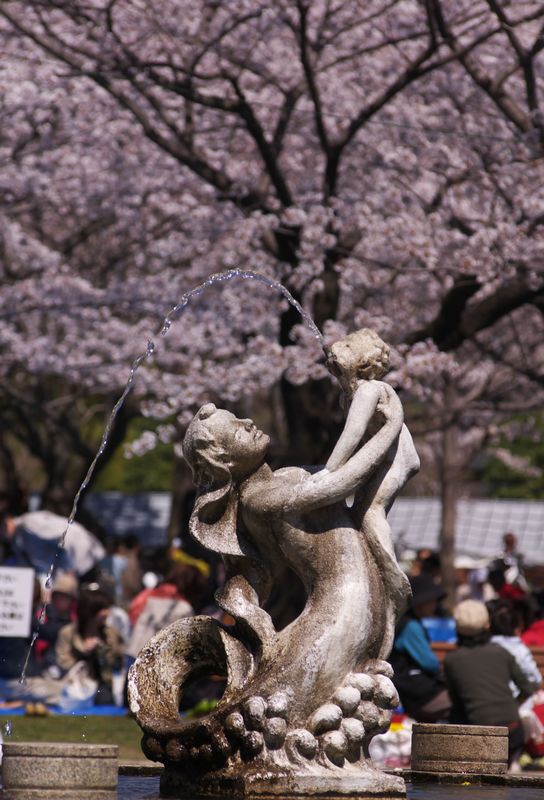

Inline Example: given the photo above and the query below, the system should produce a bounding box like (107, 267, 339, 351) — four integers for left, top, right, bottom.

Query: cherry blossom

(1, 2, 543, 594)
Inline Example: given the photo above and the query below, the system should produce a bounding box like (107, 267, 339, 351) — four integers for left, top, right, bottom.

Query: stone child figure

(326, 329, 420, 652)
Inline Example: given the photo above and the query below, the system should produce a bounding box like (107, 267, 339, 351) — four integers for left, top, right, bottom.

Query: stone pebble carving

(128, 329, 418, 798)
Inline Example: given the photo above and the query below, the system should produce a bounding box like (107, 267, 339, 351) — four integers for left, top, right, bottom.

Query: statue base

(1, 742, 118, 799)
(160, 766, 406, 798)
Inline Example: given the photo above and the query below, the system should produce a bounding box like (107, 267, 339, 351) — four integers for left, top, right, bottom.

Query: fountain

(127, 320, 419, 798)
(4, 271, 538, 799)
(6, 271, 413, 800)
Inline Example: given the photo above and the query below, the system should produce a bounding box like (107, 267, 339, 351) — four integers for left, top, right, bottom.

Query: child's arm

(248, 390, 404, 516)
(326, 381, 382, 471)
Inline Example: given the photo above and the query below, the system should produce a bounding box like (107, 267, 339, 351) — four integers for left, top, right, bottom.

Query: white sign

(0, 567, 35, 637)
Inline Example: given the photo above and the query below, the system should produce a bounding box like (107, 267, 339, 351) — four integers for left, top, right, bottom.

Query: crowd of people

(0, 502, 220, 713)
(388, 534, 544, 769)
(1, 492, 543, 770)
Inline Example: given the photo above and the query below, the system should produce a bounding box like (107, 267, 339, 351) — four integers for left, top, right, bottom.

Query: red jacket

(129, 583, 187, 626)
(522, 620, 544, 648)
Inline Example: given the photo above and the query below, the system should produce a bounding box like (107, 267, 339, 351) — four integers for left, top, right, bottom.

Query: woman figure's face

(204, 409, 270, 476)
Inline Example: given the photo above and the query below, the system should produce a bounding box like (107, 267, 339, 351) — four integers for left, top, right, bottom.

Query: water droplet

(160, 320, 171, 336)
(4, 721, 12, 736)
(44, 576, 52, 590)
(146, 340, 155, 356)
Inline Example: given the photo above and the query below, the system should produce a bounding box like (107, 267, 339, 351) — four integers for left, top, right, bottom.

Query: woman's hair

(164, 562, 207, 612)
(76, 587, 112, 636)
(457, 630, 491, 648)
(181, 406, 271, 607)
(183, 403, 231, 486)
(182, 405, 245, 559)
(487, 599, 518, 637)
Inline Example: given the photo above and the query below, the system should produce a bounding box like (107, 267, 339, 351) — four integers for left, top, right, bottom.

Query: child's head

(328, 329, 390, 384)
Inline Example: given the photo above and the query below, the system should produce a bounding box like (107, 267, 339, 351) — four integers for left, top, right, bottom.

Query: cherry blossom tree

(1, 1, 544, 596)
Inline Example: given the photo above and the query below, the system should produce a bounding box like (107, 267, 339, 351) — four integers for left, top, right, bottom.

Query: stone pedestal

(411, 723, 508, 775)
(160, 766, 406, 799)
(1, 742, 118, 799)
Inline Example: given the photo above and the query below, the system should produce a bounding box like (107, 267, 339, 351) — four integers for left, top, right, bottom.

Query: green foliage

(93, 417, 175, 493)
(185, 698, 219, 718)
(478, 413, 544, 499)
(1, 713, 143, 760)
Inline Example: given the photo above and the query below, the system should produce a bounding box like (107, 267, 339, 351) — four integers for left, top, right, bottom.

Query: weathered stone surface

(266, 691, 289, 719)
(243, 696, 267, 730)
(263, 716, 288, 749)
(345, 672, 375, 699)
(226, 711, 246, 740)
(160, 767, 407, 798)
(1, 742, 118, 799)
(128, 328, 420, 797)
(308, 703, 343, 735)
(411, 723, 508, 775)
(285, 729, 318, 761)
(341, 718, 366, 745)
(333, 687, 361, 716)
(372, 675, 399, 709)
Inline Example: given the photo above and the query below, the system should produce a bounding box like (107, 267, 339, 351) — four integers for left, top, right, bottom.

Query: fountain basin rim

(402, 770, 544, 788)
(2, 741, 118, 758)
(412, 723, 508, 737)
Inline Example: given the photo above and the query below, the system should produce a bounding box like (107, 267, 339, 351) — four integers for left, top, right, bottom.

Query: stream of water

(16, 268, 326, 689)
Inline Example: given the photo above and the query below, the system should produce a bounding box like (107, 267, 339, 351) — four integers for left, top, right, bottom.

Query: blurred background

(1, 1, 544, 620)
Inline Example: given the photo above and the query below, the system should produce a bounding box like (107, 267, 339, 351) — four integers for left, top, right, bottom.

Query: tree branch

(405, 278, 544, 351)
(296, 0, 330, 157)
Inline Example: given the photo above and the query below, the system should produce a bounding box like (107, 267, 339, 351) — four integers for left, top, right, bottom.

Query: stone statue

(325, 329, 420, 658)
(128, 329, 418, 799)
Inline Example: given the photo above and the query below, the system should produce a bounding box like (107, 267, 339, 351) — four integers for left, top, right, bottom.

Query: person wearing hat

(444, 599, 535, 765)
(35, 572, 79, 672)
(390, 573, 452, 722)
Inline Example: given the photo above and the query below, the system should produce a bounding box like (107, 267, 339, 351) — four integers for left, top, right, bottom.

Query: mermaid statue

(128, 328, 419, 799)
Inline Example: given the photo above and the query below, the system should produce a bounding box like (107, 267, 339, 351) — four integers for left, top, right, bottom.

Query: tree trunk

(439, 422, 458, 611)
(167, 454, 194, 545)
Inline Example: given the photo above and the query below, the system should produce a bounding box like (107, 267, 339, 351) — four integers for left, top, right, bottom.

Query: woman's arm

(251, 389, 403, 516)
(509, 651, 539, 701)
(326, 382, 381, 471)
(396, 619, 441, 674)
(102, 626, 125, 669)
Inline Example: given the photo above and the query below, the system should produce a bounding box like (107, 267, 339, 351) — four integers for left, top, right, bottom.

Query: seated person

(488, 598, 541, 697)
(36, 573, 78, 672)
(390, 573, 451, 722)
(445, 600, 535, 765)
(0, 505, 73, 576)
(522, 607, 544, 648)
(55, 586, 123, 705)
(119, 534, 143, 606)
(127, 563, 203, 659)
